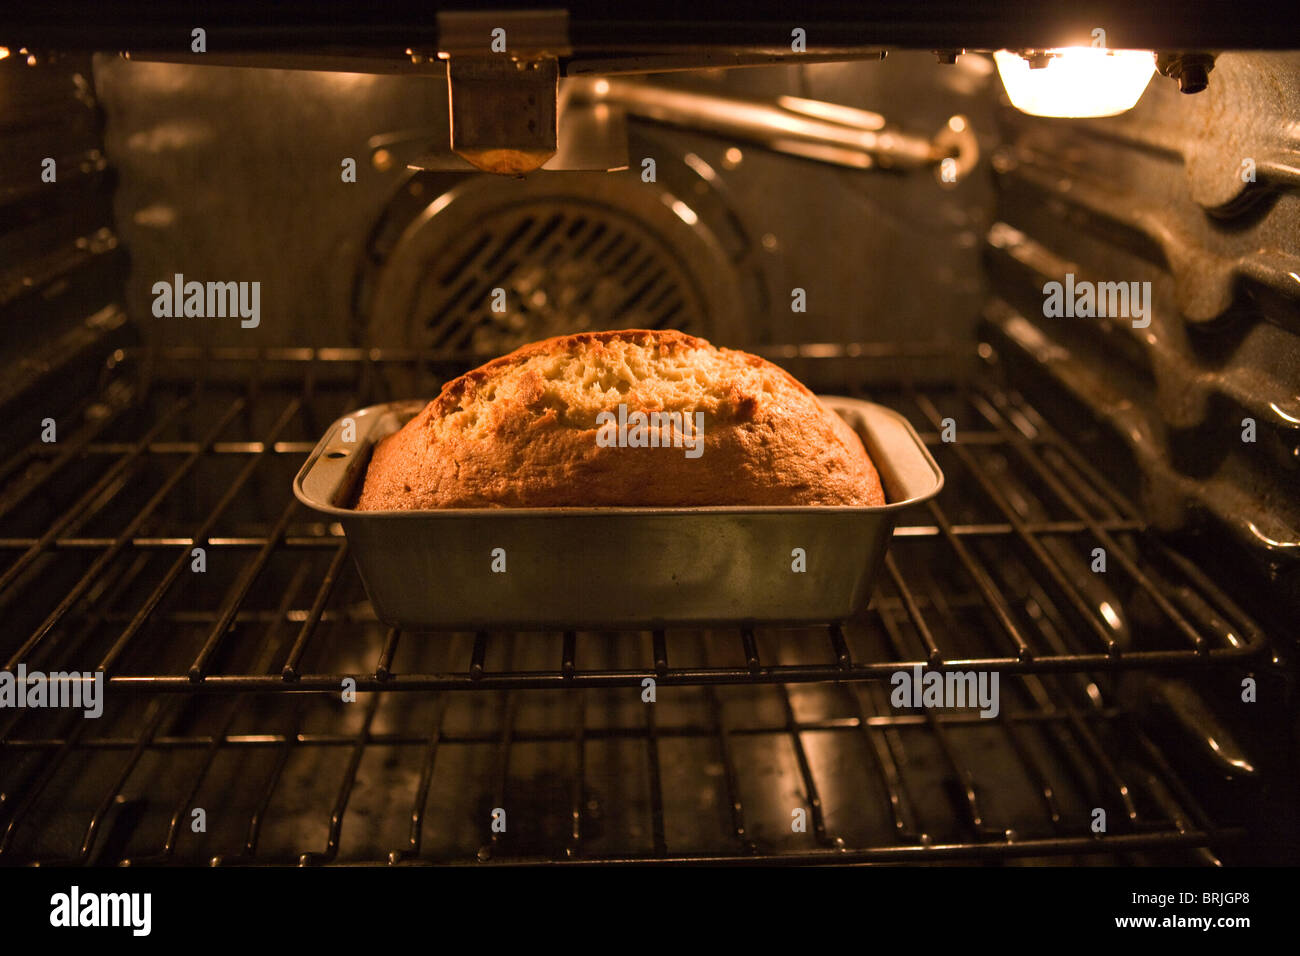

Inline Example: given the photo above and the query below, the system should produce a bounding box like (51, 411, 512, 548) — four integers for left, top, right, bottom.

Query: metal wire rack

(0, 345, 1268, 864)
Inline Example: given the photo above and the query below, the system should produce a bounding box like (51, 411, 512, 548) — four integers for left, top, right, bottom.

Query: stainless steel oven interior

(0, 9, 1297, 865)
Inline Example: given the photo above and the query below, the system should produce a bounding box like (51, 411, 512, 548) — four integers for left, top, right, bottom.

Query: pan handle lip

(292, 399, 426, 512)
(293, 396, 945, 517)
(819, 394, 945, 508)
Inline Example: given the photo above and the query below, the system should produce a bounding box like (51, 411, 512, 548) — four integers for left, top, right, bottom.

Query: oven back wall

(92, 53, 996, 358)
(92, 56, 447, 350)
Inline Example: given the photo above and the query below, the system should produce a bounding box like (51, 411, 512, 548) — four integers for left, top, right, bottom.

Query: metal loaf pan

(293, 396, 943, 630)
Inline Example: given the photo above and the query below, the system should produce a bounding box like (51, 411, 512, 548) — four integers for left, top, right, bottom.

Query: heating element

(0, 343, 1274, 865)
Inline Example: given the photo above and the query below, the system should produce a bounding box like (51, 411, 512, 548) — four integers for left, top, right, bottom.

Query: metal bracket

(437, 9, 571, 175)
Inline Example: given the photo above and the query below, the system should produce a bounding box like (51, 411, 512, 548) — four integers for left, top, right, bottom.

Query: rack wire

(0, 346, 1268, 864)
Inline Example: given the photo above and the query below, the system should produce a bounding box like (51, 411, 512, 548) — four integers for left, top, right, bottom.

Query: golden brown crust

(355, 329, 886, 509)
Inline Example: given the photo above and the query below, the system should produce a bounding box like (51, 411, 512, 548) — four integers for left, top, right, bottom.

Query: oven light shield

(994, 48, 1156, 118)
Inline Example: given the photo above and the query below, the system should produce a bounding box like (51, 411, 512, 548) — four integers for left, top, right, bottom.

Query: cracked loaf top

(355, 329, 885, 509)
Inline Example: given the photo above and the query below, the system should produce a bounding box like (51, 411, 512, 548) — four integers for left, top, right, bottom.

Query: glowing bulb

(993, 48, 1156, 118)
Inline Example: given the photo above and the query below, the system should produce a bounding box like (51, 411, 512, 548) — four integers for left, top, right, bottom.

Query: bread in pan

(355, 329, 885, 509)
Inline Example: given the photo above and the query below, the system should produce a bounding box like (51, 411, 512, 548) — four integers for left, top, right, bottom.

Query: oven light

(993, 48, 1156, 118)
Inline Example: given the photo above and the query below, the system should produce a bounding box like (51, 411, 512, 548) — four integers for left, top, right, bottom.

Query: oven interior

(1, 23, 1297, 865)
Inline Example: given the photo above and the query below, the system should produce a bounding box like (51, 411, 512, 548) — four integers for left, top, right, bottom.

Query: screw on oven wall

(791, 288, 806, 313)
(1156, 52, 1215, 94)
(190, 548, 205, 573)
(41, 158, 56, 182)
(191, 28, 206, 53)
(191, 808, 206, 833)
(1091, 548, 1106, 573)
(791, 808, 807, 832)
(641, 158, 656, 182)
(1241, 418, 1256, 442)
(791, 28, 806, 54)
(341, 677, 356, 702)
(641, 678, 656, 702)
(1242, 677, 1256, 702)
(491, 808, 506, 832)
(341, 158, 356, 183)
(1091, 808, 1107, 833)
(790, 548, 806, 573)
(491, 548, 506, 573)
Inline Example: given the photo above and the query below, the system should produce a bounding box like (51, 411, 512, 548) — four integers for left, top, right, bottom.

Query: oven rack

(0, 346, 1268, 692)
(0, 346, 1265, 864)
(0, 674, 1240, 865)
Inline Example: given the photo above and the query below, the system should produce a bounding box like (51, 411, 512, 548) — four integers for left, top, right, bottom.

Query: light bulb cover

(994, 48, 1156, 118)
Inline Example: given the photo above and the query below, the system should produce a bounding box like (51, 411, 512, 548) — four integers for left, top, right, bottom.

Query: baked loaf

(355, 329, 885, 509)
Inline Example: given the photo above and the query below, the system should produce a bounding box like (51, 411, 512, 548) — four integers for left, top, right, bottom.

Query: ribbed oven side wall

(984, 51, 1300, 626)
(0, 53, 132, 457)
